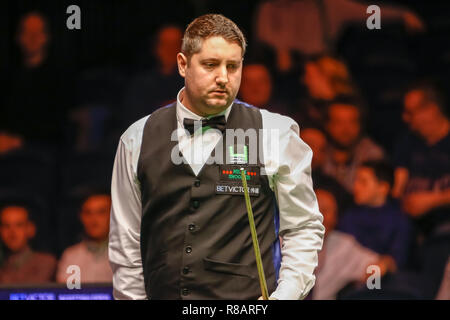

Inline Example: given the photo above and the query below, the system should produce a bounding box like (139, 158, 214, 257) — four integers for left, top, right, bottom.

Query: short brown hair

(182, 14, 246, 58)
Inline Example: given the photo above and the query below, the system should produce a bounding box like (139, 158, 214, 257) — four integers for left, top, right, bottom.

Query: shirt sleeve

(109, 117, 149, 300)
(261, 110, 325, 300)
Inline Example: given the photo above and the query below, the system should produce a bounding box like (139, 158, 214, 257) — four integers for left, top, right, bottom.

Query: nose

(215, 65, 228, 86)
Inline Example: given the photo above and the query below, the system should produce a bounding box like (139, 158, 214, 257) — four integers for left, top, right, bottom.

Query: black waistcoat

(137, 101, 278, 299)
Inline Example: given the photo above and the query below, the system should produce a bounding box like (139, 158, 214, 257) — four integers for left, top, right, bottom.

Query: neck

(24, 51, 46, 68)
(332, 148, 350, 165)
(6, 245, 30, 257)
(180, 89, 214, 117)
(424, 117, 450, 145)
(368, 195, 386, 207)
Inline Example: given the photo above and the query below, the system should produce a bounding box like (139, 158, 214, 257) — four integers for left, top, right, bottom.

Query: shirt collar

(176, 87, 233, 124)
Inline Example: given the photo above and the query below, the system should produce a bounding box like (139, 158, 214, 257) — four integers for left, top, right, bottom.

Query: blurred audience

(1, 12, 73, 149)
(56, 193, 112, 284)
(393, 80, 450, 237)
(121, 25, 184, 128)
(298, 55, 359, 128)
(254, 0, 424, 72)
(338, 160, 413, 268)
(322, 98, 385, 192)
(300, 127, 352, 212)
(0, 204, 56, 283)
(239, 62, 295, 116)
(312, 188, 396, 300)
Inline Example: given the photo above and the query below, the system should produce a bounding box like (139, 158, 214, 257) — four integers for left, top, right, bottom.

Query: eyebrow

(200, 58, 242, 64)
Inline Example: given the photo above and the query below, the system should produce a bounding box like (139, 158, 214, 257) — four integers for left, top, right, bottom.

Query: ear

(177, 52, 187, 78)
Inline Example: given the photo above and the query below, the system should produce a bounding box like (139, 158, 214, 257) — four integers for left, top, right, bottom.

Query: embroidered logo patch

(215, 182, 261, 197)
(228, 144, 248, 165)
(216, 165, 261, 197)
(219, 165, 260, 185)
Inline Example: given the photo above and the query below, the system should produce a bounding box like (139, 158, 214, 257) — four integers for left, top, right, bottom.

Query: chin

(206, 99, 229, 109)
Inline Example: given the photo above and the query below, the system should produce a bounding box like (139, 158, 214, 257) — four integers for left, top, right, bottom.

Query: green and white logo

(229, 145, 248, 164)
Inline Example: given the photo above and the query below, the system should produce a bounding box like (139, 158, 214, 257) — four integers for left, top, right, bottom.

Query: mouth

(210, 89, 228, 95)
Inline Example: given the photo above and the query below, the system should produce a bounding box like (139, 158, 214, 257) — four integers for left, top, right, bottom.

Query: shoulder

(358, 137, 384, 156)
(120, 102, 176, 149)
(120, 115, 150, 148)
(60, 242, 86, 259)
(31, 251, 57, 265)
(257, 107, 300, 134)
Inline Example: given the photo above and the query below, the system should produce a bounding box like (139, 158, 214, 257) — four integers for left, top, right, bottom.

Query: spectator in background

(393, 80, 450, 236)
(238, 62, 294, 116)
(299, 55, 358, 126)
(312, 188, 396, 300)
(57, 193, 112, 283)
(0, 204, 56, 283)
(338, 160, 412, 269)
(0, 12, 72, 149)
(254, 0, 424, 72)
(300, 127, 352, 212)
(121, 25, 184, 128)
(322, 98, 384, 193)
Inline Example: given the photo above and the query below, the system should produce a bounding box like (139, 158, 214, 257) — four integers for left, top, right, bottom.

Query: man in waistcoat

(109, 14, 325, 300)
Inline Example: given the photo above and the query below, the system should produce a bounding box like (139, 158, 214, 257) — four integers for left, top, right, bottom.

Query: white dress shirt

(109, 88, 325, 300)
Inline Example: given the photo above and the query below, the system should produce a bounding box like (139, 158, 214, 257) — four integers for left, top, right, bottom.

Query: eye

(203, 62, 216, 69)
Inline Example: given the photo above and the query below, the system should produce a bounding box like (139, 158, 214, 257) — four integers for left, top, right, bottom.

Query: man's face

(403, 89, 440, 139)
(303, 61, 335, 100)
(326, 104, 361, 148)
(316, 189, 337, 234)
(17, 15, 49, 56)
(177, 36, 243, 116)
(80, 195, 111, 241)
(239, 64, 272, 107)
(0, 206, 35, 252)
(300, 128, 327, 169)
(353, 167, 385, 206)
(155, 26, 182, 70)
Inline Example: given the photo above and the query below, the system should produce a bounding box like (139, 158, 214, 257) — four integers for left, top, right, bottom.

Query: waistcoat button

(185, 246, 192, 254)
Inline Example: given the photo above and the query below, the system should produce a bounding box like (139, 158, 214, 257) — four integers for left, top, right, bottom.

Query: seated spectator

(1, 12, 73, 149)
(56, 192, 112, 283)
(312, 188, 396, 300)
(337, 160, 413, 268)
(300, 127, 352, 212)
(120, 24, 184, 129)
(238, 62, 293, 116)
(299, 55, 359, 126)
(393, 80, 450, 236)
(322, 98, 384, 192)
(0, 204, 56, 283)
(254, 0, 424, 72)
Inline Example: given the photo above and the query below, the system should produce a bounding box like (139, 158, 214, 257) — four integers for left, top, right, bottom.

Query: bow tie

(183, 115, 227, 135)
